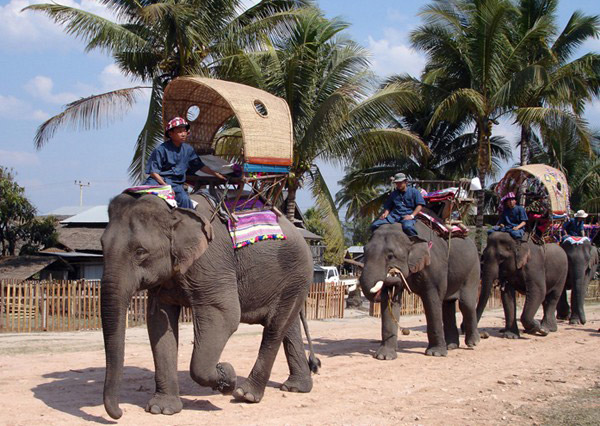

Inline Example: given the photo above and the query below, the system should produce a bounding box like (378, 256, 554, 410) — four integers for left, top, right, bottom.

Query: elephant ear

(170, 208, 213, 275)
(515, 245, 530, 269)
(408, 241, 431, 274)
(586, 246, 598, 272)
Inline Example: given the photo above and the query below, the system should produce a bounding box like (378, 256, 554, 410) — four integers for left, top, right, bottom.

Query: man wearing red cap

(145, 117, 226, 208)
(489, 192, 528, 239)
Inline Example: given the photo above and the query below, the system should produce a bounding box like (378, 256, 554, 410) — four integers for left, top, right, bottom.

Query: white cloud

(0, 94, 50, 120)
(25, 76, 79, 105)
(0, 149, 40, 167)
(99, 64, 142, 91)
(0, 0, 118, 51)
(367, 28, 426, 78)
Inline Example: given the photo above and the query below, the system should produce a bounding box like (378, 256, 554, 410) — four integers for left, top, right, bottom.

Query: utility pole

(74, 180, 90, 206)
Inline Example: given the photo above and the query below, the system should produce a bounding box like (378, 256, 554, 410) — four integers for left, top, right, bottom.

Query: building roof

(0, 256, 66, 280)
(55, 226, 105, 252)
(347, 246, 364, 254)
(43, 205, 94, 217)
(296, 227, 323, 241)
(60, 205, 108, 224)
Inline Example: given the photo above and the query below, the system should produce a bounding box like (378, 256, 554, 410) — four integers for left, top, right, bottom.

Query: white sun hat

(574, 210, 588, 218)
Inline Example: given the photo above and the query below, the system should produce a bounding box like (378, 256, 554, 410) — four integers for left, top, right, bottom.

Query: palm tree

(217, 10, 428, 263)
(24, 0, 311, 181)
(511, 0, 600, 165)
(409, 0, 592, 249)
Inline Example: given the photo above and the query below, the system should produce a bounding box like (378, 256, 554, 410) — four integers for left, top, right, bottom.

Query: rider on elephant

(489, 192, 528, 239)
(370, 172, 425, 237)
(563, 210, 587, 237)
(144, 117, 226, 208)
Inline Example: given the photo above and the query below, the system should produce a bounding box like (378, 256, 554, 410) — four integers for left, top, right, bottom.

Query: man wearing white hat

(563, 210, 588, 237)
(370, 172, 425, 237)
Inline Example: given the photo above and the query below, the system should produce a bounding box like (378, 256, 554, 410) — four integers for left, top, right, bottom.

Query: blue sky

(1, 0, 599, 214)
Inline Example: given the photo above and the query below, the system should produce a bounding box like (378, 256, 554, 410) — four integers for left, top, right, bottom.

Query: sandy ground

(0, 303, 599, 426)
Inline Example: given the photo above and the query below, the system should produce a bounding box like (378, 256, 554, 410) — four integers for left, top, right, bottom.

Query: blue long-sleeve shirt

(145, 140, 204, 184)
(383, 187, 426, 221)
(563, 218, 584, 237)
(499, 205, 528, 228)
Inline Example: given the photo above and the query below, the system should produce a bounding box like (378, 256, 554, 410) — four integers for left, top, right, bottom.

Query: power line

(75, 180, 90, 206)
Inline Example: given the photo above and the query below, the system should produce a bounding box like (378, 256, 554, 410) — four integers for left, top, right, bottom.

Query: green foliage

(0, 167, 57, 256)
(303, 207, 344, 265)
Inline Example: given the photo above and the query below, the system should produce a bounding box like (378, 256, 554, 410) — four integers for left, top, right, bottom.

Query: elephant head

(476, 231, 530, 321)
(560, 239, 599, 324)
(100, 193, 212, 419)
(359, 224, 430, 301)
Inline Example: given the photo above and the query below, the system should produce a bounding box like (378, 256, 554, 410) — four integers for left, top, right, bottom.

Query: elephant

(557, 238, 598, 324)
(476, 231, 568, 338)
(359, 220, 481, 358)
(100, 193, 319, 419)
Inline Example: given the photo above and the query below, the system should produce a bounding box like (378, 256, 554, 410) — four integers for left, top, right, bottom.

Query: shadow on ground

(32, 367, 272, 423)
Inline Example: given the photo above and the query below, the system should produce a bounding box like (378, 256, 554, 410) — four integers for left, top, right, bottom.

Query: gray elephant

(100, 193, 319, 419)
(477, 232, 567, 338)
(359, 221, 481, 358)
(557, 238, 598, 324)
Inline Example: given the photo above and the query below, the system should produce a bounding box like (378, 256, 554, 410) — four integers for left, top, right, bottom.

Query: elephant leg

(280, 319, 313, 393)
(233, 300, 302, 403)
(501, 286, 519, 339)
(189, 303, 240, 396)
(145, 294, 183, 415)
(521, 278, 547, 336)
(374, 288, 400, 360)
(541, 290, 561, 332)
(422, 288, 447, 356)
(458, 287, 480, 348)
(569, 278, 588, 325)
(442, 300, 459, 350)
(556, 287, 570, 320)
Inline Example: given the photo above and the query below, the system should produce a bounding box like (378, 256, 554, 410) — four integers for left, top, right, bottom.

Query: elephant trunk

(570, 270, 588, 324)
(101, 281, 134, 420)
(477, 257, 498, 322)
(359, 261, 386, 303)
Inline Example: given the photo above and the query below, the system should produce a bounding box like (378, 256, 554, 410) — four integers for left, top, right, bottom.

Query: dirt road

(0, 304, 599, 425)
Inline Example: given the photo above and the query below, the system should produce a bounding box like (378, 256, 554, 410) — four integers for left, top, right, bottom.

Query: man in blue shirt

(145, 117, 226, 208)
(371, 173, 425, 237)
(563, 210, 587, 237)
(489, 192, 528, 239)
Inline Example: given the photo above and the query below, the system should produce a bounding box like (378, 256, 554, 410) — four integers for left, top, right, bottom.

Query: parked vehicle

(322, 266, 358, 293)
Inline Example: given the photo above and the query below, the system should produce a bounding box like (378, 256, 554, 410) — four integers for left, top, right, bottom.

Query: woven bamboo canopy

(496, 164, 570, 215)
(163, 77, 293, 168)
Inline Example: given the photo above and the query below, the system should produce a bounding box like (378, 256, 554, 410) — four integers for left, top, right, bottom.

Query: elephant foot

(212, 362, 236, 395)
(425, 346, 447, 357)
(524, 326, 549, 336)
(541, 320, 558, 332)
(281, 375, 313, 393)
(145, 394, 183, 416)
(502, 330, 520, 339)
(233, 380, 264, 403)
(374, 345, 397, 360)
(568, 317, 585, 325)
(465, 333, 480, 347)
(447, 342, 459, 350)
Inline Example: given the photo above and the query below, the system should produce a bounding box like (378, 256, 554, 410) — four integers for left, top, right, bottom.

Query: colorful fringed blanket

(562, 236, 590, 245)
(416, 211, 468, 238)
(123, 185, 177, 208)
(228, 209, 286, 249)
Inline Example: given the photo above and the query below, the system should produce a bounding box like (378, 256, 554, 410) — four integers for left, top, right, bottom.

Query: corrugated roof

(0, 256, 62, 280)
(60, 205, 108, 224)
(55, 226, 104, 252)
(43, 205, 93, 217)
(347, 246, 364, 254)
(295, 227, 323, 241)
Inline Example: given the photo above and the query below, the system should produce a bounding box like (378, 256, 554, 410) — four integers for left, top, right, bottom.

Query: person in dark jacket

(370, 172, 425, 237)
(144, 117, 225, 208)
(489, 192, 528, 239)
(563, 210, 587, 237)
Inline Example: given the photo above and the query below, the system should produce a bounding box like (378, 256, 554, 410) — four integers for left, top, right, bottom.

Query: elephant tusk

(370, 281, 384, 294)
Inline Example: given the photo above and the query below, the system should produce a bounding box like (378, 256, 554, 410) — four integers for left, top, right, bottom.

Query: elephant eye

(135, 247, 148, 258)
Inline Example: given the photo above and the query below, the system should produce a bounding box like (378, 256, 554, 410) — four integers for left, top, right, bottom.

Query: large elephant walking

(359, 221, 481, 358)
(557, 238, 598, 324)
(477, 232, 567, 338)
(100, 193, 318, 419)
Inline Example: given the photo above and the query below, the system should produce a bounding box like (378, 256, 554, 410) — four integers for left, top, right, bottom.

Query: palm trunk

(519, 126, 530, 166)
(286, 184, 298, 221)
(475, 121, 488, 253)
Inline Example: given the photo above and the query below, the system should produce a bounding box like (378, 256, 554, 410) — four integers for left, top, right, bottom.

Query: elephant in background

(477, 232, 567, 338)
(359, 221, 481, 358)
(100, 193, 319, 419)
(557, 239, 598, 324)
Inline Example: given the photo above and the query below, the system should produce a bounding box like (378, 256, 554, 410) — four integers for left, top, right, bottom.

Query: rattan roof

(163, 77, 293, 166)
(496, 164, 570, 214)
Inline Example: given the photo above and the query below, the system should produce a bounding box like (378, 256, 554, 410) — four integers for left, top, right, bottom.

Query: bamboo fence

(0, 279, 344, 333)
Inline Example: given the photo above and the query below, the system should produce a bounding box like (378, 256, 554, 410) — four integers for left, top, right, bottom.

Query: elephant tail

(300, 307, 321, 374)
